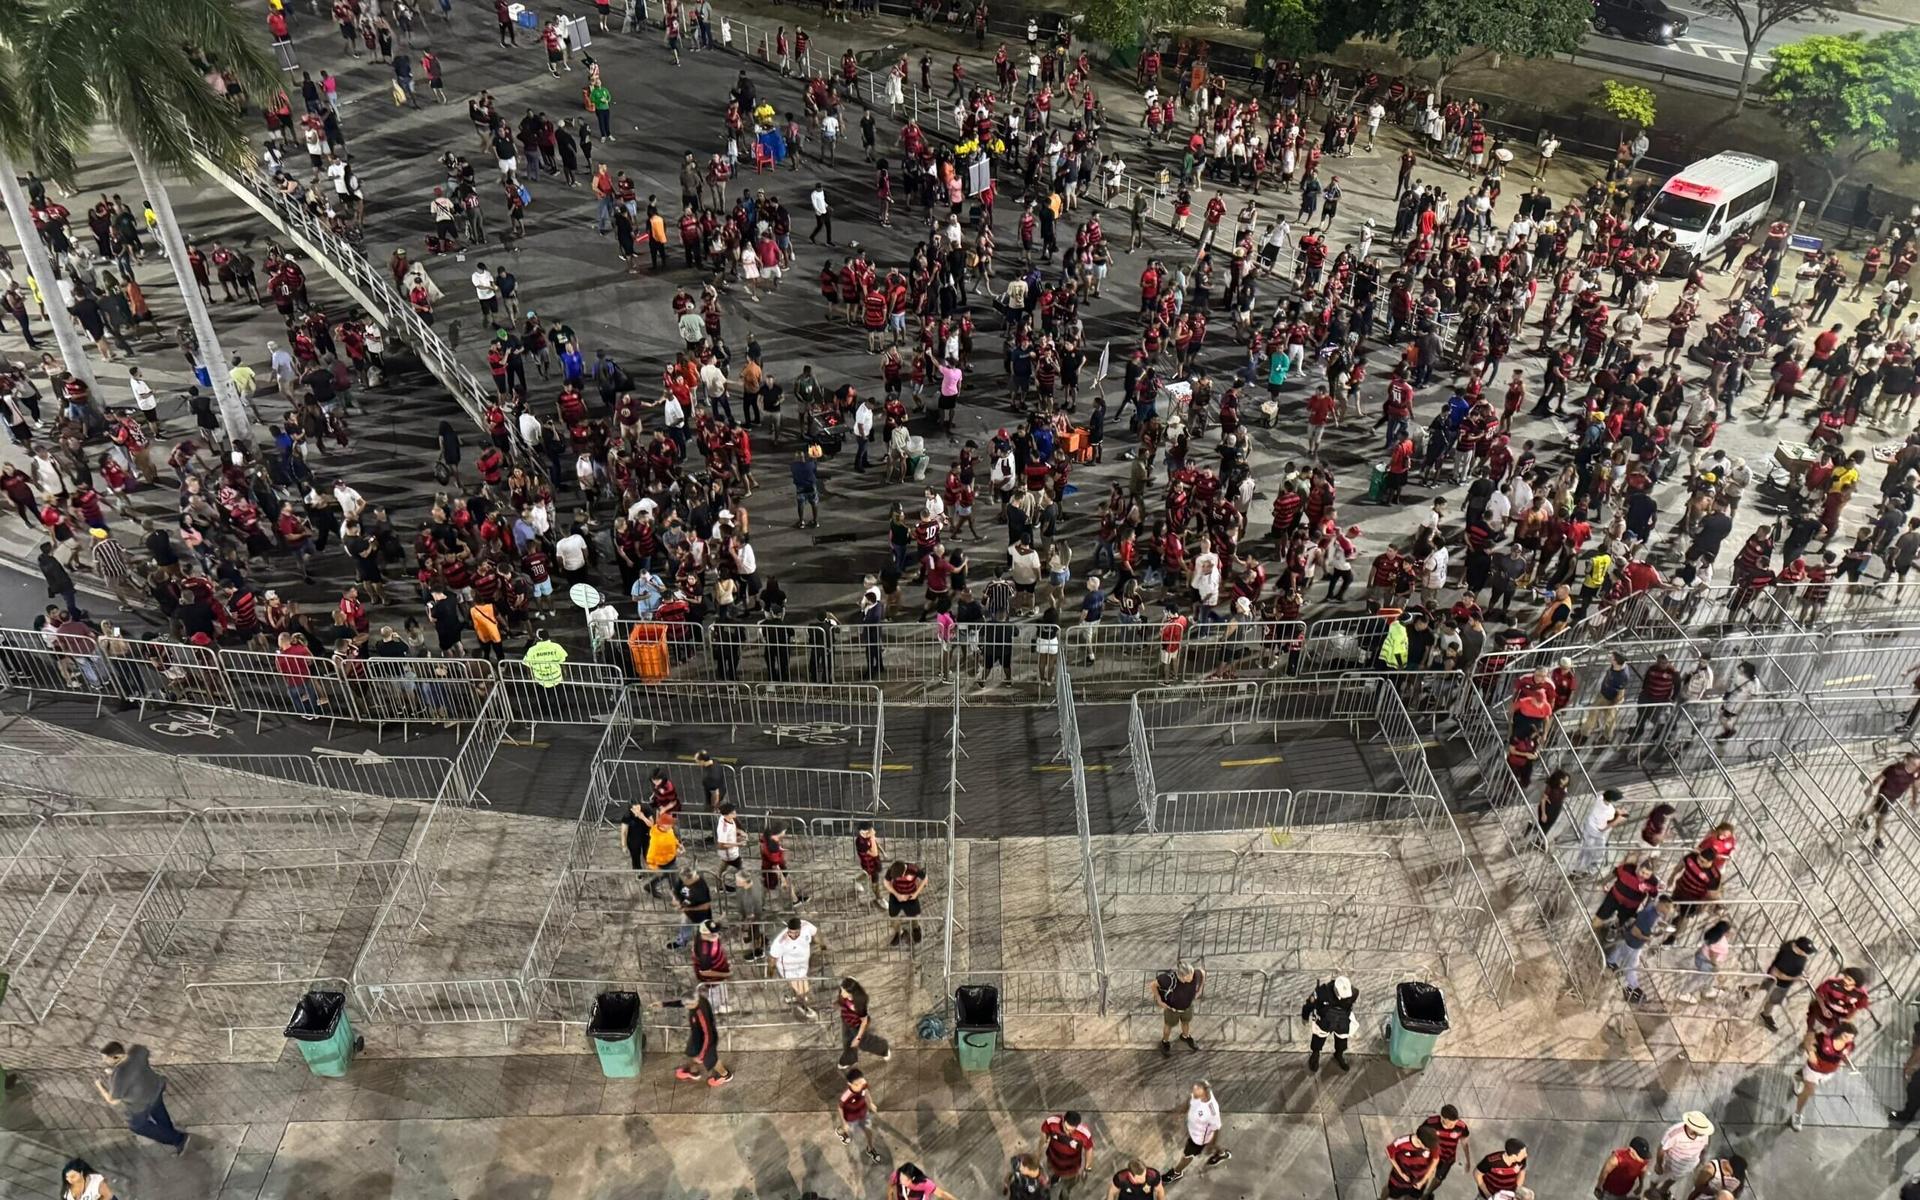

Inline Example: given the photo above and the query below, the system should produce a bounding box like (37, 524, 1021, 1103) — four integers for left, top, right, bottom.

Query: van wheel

(1591, 17, 1608, 32)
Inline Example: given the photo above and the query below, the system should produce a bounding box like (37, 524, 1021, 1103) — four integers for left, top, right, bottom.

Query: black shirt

(1767, 940, 1809, 983)
(620, 807, 651, 862)
(1155, 969, 1202, 1010)
(1112, 1170, 1161, 1200)
(674, 876, 712, 916)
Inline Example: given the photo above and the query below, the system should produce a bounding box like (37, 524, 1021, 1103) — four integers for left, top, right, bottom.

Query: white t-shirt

(130, 376, 156, 412)
(715, 813, 741, 861)
(555, 532, 588, 571)
(1582, 796, 1617, 842)
(767, 921, 817, 979)
(1657, 1124, 1708, 1175)
(472, 269, 498, 300)
(1185, 1095, 1221, 1145)
(699, 363, 728, 401)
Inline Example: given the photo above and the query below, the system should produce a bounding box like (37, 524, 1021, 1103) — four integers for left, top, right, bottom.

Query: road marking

(1823, 674, 1875, 688)
(862, 762, 915, 772)
(1388, 741, 1445, 752)
(1671, 35, 1770, 69)
(499, 736, 551, 748)
(677, 753, 740, 764)
(1034, 763, 1112, 773)
(1221, 755, 1285, 767)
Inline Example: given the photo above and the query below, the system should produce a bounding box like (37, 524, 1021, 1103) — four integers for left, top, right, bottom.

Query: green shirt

(590, 85, 611, 111)
(523, 640, 568, 687)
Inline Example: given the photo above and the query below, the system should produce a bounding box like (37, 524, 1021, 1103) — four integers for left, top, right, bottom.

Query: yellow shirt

(645, 825, 679, 868)
(229, 363, 258, 396)
(1828, 466, 1859, 494)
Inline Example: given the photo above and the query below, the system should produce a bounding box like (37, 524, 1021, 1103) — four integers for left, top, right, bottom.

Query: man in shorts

(1755, 935, 1815, 1032)
(1858, 750, 1920, 850)
(715, 802, 744, 891)
(767, 916, 821, 1017)
(1646, 1111, 1711, 1200)
(836, 1067, 884, 1163)
(883, 858, 928, 945)
(1149, 961, 1205, 1054)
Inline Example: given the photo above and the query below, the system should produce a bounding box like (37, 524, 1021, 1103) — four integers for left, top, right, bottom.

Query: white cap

(1333, 975, 1353, 999)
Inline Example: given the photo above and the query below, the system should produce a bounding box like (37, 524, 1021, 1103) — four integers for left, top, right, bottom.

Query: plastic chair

(752, 142, 773, 174)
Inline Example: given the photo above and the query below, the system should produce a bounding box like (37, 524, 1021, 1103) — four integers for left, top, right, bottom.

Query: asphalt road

(1577, 1, 1908, 88)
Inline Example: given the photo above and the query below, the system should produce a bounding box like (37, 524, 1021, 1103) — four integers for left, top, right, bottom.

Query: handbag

(391, 81, 407, 106)
(433, 459, 451, 484)
(515, 184, 532, 207)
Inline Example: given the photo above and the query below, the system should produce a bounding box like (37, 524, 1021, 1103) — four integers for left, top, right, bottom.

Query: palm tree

(0, 4, 100, 402)
(22, 0, 277, 445)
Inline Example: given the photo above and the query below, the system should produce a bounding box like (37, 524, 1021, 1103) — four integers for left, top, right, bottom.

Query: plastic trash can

(953, 985, 999, 1072)
(1365, 462, 1388, 503)
(1386, 981, 1449, 1069)
(285, 990, 360, 1078)
(589, 991, 643, 1078)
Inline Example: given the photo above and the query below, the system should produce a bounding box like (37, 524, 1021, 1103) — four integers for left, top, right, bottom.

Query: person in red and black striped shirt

(1790, 1022, 1856, 1130)
(1806, 967, 1871, 1033)
(1417, 1106, 1471, 1190)
(1471, 1139, 1527, 1197)
(1660, 847, 1723, 945)
(659, 987, 731, 1087)
(836, 1067, 884, 1162)
(1039, 1111, 1096, 1198)
(1381, 1127, 1438, 1198)
(1592, 856, 1661, 935)
(1627, 653, 1680, 743)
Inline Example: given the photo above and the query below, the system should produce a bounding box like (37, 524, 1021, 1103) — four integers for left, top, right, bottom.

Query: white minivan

(1634, 151, 1779, 273)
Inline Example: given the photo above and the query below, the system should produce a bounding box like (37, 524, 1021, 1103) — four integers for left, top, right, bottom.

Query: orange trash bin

(626, 623, 670, 681)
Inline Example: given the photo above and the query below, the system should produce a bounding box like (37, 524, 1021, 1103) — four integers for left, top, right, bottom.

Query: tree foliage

(1246, 0, 1335, 57)
(1071, 0, 1227, 46)
(21, 0, 277, 180)
(1305, 0, 1589, 75)
(1693, 0, 1862, 107)
(1592, 80, 1657, 130)
(1763, 31, 1920, 170)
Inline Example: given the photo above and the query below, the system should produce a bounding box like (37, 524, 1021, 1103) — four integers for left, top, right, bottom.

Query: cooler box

(285, 990, 359, 1077)
(511, 4, 538, 28)
(1386, 981, 1448, 1069)
(588, 990, 643, 1078)
(953, 984, 999, 1071)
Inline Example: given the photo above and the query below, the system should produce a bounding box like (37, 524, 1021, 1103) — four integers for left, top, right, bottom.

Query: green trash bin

(1365, 462, 1388, 503)
(589, 991, 643, 1078)
(953, 985, 999, 1072)
(285, 990, 360, 1078)
(1386, 981, 1448, 1070)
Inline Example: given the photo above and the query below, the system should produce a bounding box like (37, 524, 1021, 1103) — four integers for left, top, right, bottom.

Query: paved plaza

(3, 1, 1920, 1199)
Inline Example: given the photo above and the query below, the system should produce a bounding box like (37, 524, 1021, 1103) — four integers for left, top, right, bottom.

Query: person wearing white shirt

(1422, 544, 1450, 599)
(714, 801, 743, 878)
(851, 398, 873, 471)
(819, 113, 840, 163)
(1575, 787, 1626, 874)
(1165, 1081, 1228, 1181)
(554, 530, 588, 581)
(766, 917, 820, 1015)
(128, 368, 157, 430)
(1365, 101, 1385, 149)
(808, 184, 832, 246)
(1189, 551, 1221, 609)
(1509, 475, 1534, 518)
(332, 481, 365, 518)
(471, 263, 499, 322)
(1485, 487, 1513, 535)
(517, 407, 543, 455)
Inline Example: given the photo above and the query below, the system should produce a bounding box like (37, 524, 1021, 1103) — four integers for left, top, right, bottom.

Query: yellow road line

(498, 737, 550, 748)
(1034, 763, 1112, 773)
(860, 763, 916, 772)
(1221, 755, 1285, 767)
(1823, 674, 1875, 688)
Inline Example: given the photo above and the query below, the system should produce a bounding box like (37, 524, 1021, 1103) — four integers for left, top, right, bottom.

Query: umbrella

(1493, 148, 1514, 163)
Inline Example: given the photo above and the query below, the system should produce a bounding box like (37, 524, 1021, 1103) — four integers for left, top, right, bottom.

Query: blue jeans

(1383, 418, 1407, 451)
(127, 1094, 187, 1147)
(796, 488, 818, 525)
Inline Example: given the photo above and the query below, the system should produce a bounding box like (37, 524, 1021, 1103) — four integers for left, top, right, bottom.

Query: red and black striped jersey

(1418, 1116, 1469, 1165)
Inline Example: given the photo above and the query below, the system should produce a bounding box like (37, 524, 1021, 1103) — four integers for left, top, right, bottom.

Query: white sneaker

(1789, 1113, 1804, 1131)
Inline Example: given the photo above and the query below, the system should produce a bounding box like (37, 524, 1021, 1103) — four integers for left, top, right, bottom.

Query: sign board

(967, 156, 992, 199)
(569, 583, 603, 610)
(1788, 234, 1823, 254)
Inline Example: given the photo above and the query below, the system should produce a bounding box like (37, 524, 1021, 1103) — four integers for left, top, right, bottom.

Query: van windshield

(1649, 191, 1716, 232)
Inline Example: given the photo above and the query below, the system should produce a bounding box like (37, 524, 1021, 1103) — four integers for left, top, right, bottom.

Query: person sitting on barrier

(1301, 974, 1356, 1072)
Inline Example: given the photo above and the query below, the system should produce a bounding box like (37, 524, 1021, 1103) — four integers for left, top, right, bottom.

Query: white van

(1635, 151, 1778, 272)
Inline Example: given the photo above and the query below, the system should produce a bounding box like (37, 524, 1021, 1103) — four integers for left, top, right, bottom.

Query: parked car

(1591, 0, 1689, 44)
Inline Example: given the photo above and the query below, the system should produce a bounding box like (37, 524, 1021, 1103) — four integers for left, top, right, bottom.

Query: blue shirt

(1622, 903, 1660, 949)
(790, 458, 818, 491)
